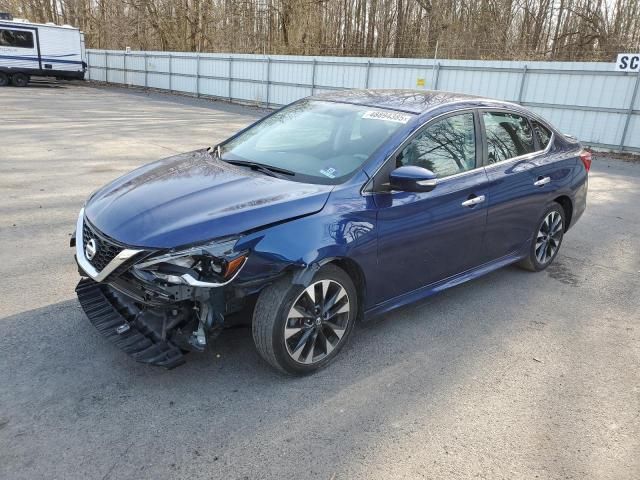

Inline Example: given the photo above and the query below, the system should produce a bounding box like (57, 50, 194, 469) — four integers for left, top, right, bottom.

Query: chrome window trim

(361, 107, 480, 195)
(75, 208, 142, 282)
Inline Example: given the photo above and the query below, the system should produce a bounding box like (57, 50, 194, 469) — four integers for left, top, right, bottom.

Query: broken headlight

(132, 238, 248, 287)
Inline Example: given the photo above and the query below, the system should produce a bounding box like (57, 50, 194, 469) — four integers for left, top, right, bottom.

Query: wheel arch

(324, 257, 366, 321)
(282, 256, 366, 321)
(553, 195, 573, 231)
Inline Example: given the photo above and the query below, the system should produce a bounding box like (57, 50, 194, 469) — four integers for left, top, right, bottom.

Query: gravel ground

(1, 81, 639, 480)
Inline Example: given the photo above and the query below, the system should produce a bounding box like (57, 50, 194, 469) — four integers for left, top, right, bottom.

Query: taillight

(580, 150, 592, 172)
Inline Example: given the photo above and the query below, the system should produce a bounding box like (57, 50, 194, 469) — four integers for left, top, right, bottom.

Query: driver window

(397, 113, 476, 178)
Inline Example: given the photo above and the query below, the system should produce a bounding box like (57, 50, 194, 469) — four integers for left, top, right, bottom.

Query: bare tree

(0, 0, 638, 60)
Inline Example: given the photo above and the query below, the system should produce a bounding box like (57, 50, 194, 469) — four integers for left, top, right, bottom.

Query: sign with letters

(615, 53, 640, 72)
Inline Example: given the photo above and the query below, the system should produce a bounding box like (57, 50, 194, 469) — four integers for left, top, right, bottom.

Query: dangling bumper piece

(76, 279, 187, 369)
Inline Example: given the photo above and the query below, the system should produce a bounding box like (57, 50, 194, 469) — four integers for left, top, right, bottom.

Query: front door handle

(461, 195, 486, 208)
(534, 176, 551, 187)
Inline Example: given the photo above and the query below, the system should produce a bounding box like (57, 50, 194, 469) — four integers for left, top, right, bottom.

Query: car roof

(309, 89, 522, 115)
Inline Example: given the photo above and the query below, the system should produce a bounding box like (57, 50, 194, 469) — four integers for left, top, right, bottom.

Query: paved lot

(1, 82, 639, 480)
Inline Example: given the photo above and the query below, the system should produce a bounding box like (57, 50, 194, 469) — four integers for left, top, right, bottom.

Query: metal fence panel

(86, 50, 640, 152)
(628, 116, 640, 149)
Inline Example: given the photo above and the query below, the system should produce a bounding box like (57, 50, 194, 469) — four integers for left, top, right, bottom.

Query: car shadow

(0, 258, 606, 478)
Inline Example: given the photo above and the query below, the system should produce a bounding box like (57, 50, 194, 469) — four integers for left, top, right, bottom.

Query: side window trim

(364, 108, 481, 194)
(479, 108, 553, 168)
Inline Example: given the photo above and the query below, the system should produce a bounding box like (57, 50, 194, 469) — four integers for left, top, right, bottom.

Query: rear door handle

(461, 195, 486, 207)
(534, 176, 551, 187)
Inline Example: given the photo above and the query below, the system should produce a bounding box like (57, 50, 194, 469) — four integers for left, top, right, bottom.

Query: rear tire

(11, 73, 29, 87)
(518, 202, 565, 272)
(0, 72, 8, 87)
(252, 264, 358, 375)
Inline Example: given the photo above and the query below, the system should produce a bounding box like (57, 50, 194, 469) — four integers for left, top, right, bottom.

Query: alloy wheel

(284, 280, 350, 364)
(536, 210, 563, 264)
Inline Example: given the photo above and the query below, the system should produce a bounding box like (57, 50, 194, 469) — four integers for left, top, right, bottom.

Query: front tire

(11, 73, 29, 87)
(0, 72, 8, 87)
(252, 264, 358, 375)
(518, 202, 565, 272)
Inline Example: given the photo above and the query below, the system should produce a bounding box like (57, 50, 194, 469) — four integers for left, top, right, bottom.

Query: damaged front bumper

(76, 279, 188, 368)
(72, 209, 253, 368)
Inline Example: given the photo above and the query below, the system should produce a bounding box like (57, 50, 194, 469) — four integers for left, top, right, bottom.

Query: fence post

(168, 53, 172, 92)
(265, 56, 271, 107)
(123, 51, 127, 86)
(104, 51, 109, 83)
(365, 60, 371, 89)
(144, 52, 148, 89)
(311, 58, 317, 95)
(196, 54, 200, 98)
(620, 68, 640, 151)
(433, 62, 441, 90)
(228, 55, 233, 101)
(518, 65, 528, 104)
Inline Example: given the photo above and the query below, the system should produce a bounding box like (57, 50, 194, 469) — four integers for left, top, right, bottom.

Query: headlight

(133, 238, 248, 287)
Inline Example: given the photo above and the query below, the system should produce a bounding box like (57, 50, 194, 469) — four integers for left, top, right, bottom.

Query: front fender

(233, 185, 379, 306)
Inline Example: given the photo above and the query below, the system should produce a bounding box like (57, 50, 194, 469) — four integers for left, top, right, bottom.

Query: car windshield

(220, 100, 413, 184)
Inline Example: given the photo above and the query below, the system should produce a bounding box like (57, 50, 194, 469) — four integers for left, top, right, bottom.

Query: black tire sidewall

(0, 72, 8, 87)
(11, 73, 28, 87)
(529, 203, 565, 271)
(270, 266, 358, 375)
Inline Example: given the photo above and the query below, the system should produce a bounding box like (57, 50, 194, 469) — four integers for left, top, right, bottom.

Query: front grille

(82, 219, 122, 272)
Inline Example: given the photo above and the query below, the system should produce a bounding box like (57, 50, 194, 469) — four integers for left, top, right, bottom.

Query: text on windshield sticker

(362, 110, 412, 124)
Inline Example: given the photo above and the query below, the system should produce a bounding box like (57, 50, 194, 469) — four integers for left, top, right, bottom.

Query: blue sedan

(72, 89, 589, 374)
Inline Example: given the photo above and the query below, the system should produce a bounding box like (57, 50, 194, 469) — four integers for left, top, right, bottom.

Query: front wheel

(252, 264, 357, 375)
(0, 72, 8, 87)
(518, 203, 565, 272)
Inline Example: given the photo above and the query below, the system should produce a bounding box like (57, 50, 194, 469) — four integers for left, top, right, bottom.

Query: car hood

(84, 149, 333, 248)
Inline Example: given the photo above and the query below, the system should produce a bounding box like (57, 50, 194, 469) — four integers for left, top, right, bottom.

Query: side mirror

(389, 165, 437, 192)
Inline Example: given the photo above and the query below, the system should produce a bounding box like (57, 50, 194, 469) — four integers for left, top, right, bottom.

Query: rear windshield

(220, 100, 413, 184)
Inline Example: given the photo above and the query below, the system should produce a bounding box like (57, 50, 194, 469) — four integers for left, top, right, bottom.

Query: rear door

(481, 110, 552, 261)
(373, 110, 490, 302)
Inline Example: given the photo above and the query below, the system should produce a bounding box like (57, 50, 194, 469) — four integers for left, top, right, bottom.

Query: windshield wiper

(221, 158, 296, 178)
(210, 146, 296, 178)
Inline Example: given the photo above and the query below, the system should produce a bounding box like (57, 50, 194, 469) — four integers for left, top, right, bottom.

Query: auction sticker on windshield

(362, 110, 413, 124)
(320, 167, 338, 178)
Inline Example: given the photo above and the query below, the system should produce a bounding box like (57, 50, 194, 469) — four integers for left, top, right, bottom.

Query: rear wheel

(11, 73, 29, 87)
(252, 264, 357, 375)
(0, 72, 8, 87)
(518, 203, 565, 272)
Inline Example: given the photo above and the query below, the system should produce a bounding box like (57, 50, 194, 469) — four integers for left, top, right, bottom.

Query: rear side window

(483, 112, 535, 163)
(532, 120, 552, 149)
(397, 112, 476, 178)
(0, 28, 34, 48)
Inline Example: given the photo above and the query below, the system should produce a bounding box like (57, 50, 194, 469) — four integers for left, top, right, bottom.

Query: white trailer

(0, 17, 86, 87)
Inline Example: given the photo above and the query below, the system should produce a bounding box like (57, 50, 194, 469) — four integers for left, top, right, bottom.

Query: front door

(373, 111, 489, 303)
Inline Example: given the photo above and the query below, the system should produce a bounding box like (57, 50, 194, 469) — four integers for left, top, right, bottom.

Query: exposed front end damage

(72, 209, 261, 369)
(75, 279, 189, 368)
